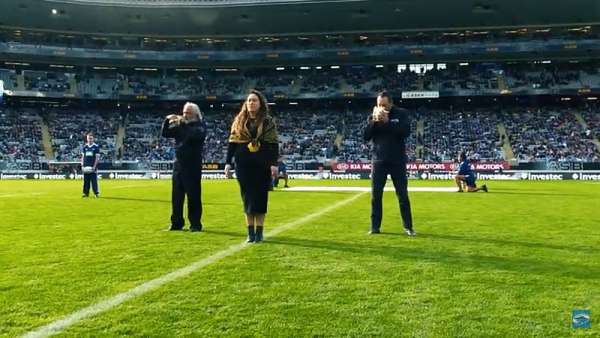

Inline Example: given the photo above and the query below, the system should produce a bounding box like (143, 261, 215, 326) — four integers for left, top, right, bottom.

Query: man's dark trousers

(171, 165, 202, 229)
(370, 160, 413, 231)
(83, 172, 99, 195)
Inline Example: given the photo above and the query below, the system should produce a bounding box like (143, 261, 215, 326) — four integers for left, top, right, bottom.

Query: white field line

(0, 184, 147, 198)
(110, 184, 155, 190)
(0, 192, 46, 198)
(284, 186, 458, 192)
(21, 192, 367, 338)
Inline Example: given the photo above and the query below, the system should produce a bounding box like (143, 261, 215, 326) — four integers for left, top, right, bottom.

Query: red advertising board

(332, 162, 511, 172)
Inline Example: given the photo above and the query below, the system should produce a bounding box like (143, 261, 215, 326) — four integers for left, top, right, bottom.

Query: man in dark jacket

(161, 102, 206, 232)
(364, 91, 415, 236)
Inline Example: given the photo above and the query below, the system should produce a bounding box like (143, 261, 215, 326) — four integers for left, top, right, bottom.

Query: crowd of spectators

(1, 106, 598, 164)
(0, 109, 44, 161)
(421, 109, 503, 162)
(45, 110, 118, 161)
(504, 107, 599, 162)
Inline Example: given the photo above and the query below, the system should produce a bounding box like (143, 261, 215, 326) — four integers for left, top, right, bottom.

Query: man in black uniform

(161, 102, 206, 232)
(364, 91, 415, 236)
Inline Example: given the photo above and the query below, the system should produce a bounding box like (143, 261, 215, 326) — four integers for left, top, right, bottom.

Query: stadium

(1, 0, 599, 336)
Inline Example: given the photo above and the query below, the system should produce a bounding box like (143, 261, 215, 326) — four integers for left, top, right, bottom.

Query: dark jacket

(225, 116, 279, 168)
(161, 118, 206, 169)
(363, 106, 411, 163)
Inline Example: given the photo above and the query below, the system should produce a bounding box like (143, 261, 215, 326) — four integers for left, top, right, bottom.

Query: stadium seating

(1, 105, 597, 164)
(421, 109, 503, 162)
(123, 111, 230, 165)
(45, 109, 118, 161)
(4, 59, 600, 108)
(504, 108, 599, 162)
(0, 61, 595, 100)
(0, 108, 44, 161)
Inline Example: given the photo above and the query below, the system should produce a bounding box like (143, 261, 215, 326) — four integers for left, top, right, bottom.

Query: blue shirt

(458, 160, 474, 177)
(82, 143, 100, 167)
(278, 161, 287, 173)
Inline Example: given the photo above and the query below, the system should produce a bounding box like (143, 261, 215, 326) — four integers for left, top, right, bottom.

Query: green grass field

(1, 179, 599, 337)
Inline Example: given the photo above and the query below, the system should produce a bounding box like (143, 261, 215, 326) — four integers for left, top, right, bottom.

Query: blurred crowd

(1, 105, 598, 164)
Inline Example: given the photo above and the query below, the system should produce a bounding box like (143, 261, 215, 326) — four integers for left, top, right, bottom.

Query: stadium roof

(0, 0, 599, 37)
(41, 0, 354, 8)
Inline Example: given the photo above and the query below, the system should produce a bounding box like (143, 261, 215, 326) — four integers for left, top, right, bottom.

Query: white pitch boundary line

(110, 184, 156, 190)
(21, 192, 367, 338)
(284, 186, 458, 193)
(0, 192, 46, 198)
(0, 184, 144, 198)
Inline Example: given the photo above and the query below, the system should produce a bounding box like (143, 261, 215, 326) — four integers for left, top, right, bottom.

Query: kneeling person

(273, 156, 289, 188)
(455, 152, 488, 193)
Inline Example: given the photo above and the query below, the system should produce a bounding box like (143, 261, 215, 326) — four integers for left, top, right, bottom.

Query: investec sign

(34, 174, 67, 180)
(572, 173, 600, 181)
(524, 173, 564, 180)
(0, 174, 27, 180)
(477, 173, 519, 180)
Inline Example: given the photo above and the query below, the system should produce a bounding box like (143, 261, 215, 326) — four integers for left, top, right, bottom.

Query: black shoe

(247, 226, 256, 243)
(82, 194, 89, 198)
(482, 185, 488, 192)
(255, 227, 264, 243)
(368, 228, 381, 235)
(169, 225, 183, 231)
(190, 225, 203, 232)
(284, 184, 290, 188)
(94, 194, 100, 198)
(405, 228, 417, 237)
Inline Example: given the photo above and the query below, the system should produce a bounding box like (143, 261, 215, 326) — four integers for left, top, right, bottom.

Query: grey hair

(183, 102, 202, 121)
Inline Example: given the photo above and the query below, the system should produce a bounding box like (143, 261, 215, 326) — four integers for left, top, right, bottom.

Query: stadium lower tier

(0, 104, 598, 165)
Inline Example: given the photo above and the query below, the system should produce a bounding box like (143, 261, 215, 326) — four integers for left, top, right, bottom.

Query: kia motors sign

(333, 162, 511, 172)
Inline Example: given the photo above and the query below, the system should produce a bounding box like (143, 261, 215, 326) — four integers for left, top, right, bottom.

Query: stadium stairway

(496, 122, 516, 162)
(415, 118, 425, 160)
(339, 78, 354, 93)
(334, 133, 343, 151)
(575, 111, 600, 152)
(497, 74, 508, 91)
(121, 77, 130, 95)
(16, 72, 25, 90)
(115, 116, 126, 160)
(68, 76, 78, 96)
(416, 77, 425, 90)
(244, 78, 258, 94)
(40, 117, 55, 160)
(288, 78, 302, 96)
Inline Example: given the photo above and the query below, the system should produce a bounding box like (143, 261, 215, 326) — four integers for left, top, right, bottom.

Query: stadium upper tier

(1, 27, 598, 53)
(2, 61, 600, 100)
(1, 27, 600, 66)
